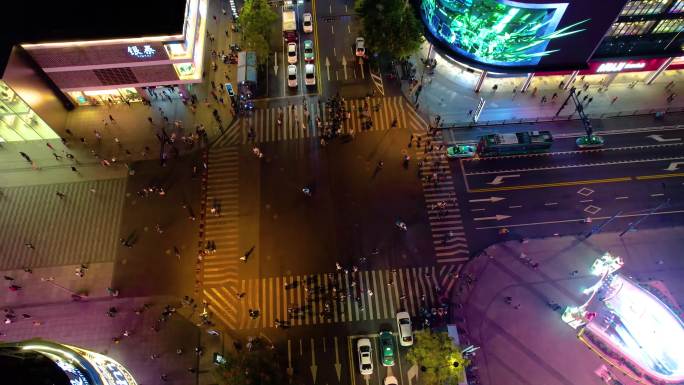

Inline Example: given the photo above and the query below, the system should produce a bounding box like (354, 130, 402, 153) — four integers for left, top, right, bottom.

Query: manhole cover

(584, 205, 602, 215)
(577, 187, 595, 197)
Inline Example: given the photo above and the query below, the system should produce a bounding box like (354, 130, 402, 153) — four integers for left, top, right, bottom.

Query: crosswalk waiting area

(213, 96, 426, 146)
(203, 264, 461, 330)
(414, 130, 470, 265)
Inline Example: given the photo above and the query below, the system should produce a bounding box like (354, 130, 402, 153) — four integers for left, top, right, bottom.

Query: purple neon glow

(587, 275, 684, 382)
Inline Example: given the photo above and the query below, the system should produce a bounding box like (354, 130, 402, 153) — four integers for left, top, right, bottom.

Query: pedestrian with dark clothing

(71, 166, 78, 173)
(19, 152, 31, 162)
(56, 192, 66, 199)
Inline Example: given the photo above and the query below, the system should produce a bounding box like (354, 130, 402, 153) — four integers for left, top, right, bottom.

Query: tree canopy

(406, 330, 469, 385)
(238, 0, 278, 65)
(355, 0, 424, 60)
(213, 338, 285, 385)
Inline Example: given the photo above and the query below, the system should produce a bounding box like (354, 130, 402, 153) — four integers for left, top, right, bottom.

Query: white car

(357, 338, 373, 375)
(355, 37, 365, 57)
(396, 311, 413, 346)
(302, 13, 313, 33)
(287, 65, 298, 88)
(384, 376, 399, 385)
(287, 42, 298, 64)
(305, 64, 316, 86)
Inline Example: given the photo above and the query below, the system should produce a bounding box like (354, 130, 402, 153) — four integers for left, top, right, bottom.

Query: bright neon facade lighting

(584, 275, 684, 383)
(420, 0, 589, 67)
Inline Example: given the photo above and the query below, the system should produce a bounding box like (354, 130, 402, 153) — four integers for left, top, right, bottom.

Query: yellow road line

(348, 337, 356, 385)
(636, 172, 684, 180)
(312, 0, 323, 95)
(468, 177, 632, 193)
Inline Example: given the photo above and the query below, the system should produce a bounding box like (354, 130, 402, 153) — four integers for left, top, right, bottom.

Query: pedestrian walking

(71, 166, 79, 174)
(611, 96, 618, 105)
(55, 192, 66, 199)
(46, 142, 55, 151)
(19, 152, 31, 163)
(108, 114, 115, 122)
(52, 153, 63, 161)
(24, 242, 35, 250)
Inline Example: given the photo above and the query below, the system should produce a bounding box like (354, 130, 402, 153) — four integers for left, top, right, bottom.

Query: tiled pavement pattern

(415, 130, 471, 265)
(202, 146, 240, 293)
(204, 264, 462, 330)
(213, 96, 427, 146)
(0, 178, 126, 269)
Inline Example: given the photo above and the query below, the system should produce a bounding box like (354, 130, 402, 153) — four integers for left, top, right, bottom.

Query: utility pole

(585, 211, 622, 238)
(619, 199, 670, 237)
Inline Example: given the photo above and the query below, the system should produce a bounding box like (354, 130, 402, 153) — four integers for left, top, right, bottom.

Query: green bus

(477, 130, 553, 156)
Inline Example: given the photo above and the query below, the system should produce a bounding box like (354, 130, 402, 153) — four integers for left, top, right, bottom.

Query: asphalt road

(450, 125, 684, 252)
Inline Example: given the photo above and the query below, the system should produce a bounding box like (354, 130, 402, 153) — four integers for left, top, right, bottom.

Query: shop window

(608, 21, 655, 36)
(670, 0, 684, 13)
(653, 18, 684, 33)
(620, 0, 669, 16)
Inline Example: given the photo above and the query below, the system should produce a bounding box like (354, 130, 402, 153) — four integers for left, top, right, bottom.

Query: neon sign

(127, 45, 156, 58)
(596, 61, 646, 73)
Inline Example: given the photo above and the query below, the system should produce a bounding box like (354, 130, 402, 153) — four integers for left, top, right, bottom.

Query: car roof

(304, 40, 313, 47)
(397, 311, 410, 318)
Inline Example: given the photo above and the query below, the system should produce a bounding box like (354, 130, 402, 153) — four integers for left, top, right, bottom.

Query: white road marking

(508, 205, 523, 209)
(471, 208, 486, 212)
(465, 156, 684, 175)
(664, 161, 684, 171)
(486, 175, 520, 185)
(615, 196, 629, 200)
(651, 193, 665, 197)
(469, 196, 506, 203)
(473, 215, 511, 221)
(544, 202, 558, 206)
(647, 134, 681, 142)
(579, 199, 593, 203)
(475, 209, 684, 230)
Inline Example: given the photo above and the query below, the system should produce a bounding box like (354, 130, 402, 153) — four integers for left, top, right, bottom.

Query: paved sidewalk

(0, 0, 241, 188)
(0, 296, 225, 385)
(400, 42, 684, 126)
(451, 227, 684, 385)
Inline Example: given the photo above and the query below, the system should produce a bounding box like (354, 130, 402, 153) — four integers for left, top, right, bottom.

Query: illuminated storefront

(18, 0, 207, 106)
(0, 80, 59, 142)
(562, 253, 684, 385)
(0, 339, 138, 385)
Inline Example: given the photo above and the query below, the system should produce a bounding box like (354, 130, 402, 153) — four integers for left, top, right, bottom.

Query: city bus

(477, 130, 553, 156)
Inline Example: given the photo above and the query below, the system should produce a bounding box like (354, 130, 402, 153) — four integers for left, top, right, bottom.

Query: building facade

(418, 0, 684, 90)
(0, 0, 208, 142)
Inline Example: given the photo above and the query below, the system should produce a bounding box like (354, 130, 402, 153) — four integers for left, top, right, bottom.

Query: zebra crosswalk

(212, 96, 427, 147)
(415, 129, 471, 264)
(204, 264, 462, 330)
(203, 146, 240, 293)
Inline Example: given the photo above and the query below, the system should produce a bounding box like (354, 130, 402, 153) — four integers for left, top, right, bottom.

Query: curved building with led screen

(419, 0, 636, 72)
(0, 339, 138, 385)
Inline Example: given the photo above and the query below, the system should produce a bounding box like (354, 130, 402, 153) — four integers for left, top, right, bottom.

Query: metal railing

(440, 106, 684, 129)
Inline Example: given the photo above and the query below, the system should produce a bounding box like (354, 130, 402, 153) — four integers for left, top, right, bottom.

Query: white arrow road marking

(469, 196, 506, 203)
(274, 52, 279, 76)
(664, 161, 684, 171)
(486, 175, 520, 185)
(341, 56, 348, 80)
(334, 337, 341, 382)
(647, 134, 681, 142)
(325, 57, 331, 81)
(408, 364, 419, 385)
(310, 338, 317, 383)
(474, 215, 511, 221)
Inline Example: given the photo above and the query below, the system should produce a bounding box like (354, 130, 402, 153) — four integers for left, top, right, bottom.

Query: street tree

(406, 329, 469, 385)
(213, 337, 285, 385)
(355, 0, 424, 60)
(238, 0, 278, 65)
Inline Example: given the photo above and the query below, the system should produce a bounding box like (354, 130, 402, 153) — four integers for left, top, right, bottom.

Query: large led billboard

(419, 0, 628, 71)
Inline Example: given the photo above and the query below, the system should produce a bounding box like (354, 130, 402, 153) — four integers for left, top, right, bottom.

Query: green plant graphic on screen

(420, 0, 589, 66)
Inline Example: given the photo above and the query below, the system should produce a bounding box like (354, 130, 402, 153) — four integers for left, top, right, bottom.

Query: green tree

(406, 330, 469, 385)
(238, 0, 278, 65)
(213, 338, 285, 385)
(355, 0, 424, 60)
